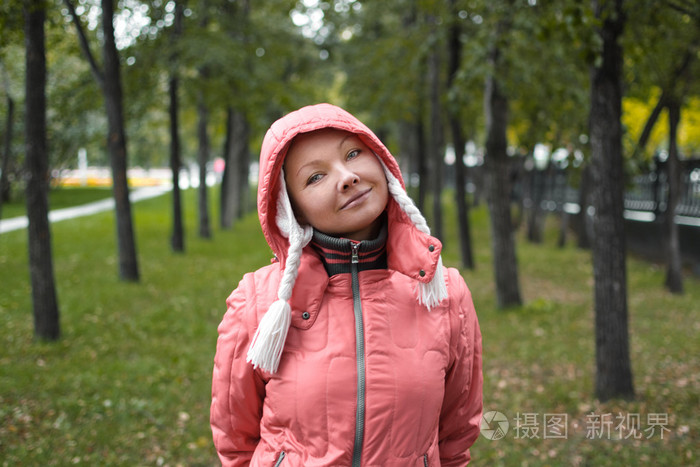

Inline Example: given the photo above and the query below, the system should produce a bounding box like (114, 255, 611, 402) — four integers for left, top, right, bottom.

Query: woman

(211, 103, 483, 466)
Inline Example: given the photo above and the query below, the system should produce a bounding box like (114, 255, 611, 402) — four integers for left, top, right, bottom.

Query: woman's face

(283, 129, 389, 241)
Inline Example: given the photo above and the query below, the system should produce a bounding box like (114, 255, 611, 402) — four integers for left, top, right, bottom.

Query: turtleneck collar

(311, 224, 388, 276)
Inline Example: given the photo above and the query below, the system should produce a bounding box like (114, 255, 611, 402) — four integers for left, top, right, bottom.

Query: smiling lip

(341, 188, 371, 210)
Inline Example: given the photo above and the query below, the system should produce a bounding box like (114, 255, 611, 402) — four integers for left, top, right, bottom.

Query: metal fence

(625, 169, 700, 220)
(522, 159, 700, 226)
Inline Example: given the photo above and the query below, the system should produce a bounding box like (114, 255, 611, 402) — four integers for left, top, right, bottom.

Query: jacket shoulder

(235, 261, 280, 295)
(222, 263, 281, 331)
(444, 267, 473, 306)
(443, 266, 478, 344)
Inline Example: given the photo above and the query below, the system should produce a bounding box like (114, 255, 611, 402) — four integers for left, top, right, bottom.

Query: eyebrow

(295, 159, 323, 177)
(294, 133, 358, 177)
(338, 133, 354, 148)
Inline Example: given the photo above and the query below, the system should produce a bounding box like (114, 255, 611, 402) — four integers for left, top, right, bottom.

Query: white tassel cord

(246, 299, 291, 373)
(381, 160, 448, 310)
(247, 173, 312, 373)
(419, 255, 448, 310)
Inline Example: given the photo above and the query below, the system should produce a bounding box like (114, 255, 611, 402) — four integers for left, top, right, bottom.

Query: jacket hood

(258, 103, 406, 266)
(247, 104, 447, 374)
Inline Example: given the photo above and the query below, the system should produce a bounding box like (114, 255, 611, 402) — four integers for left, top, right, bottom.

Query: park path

(0, 185, 170, 234)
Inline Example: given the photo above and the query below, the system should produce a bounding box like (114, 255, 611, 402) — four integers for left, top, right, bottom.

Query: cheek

(376, 180, 389, 206)
(297, 192, 331, 222)
(287, 192, 306, 222)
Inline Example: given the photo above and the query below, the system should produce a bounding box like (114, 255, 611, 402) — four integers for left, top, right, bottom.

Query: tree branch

(63, 0, 105, 88)
(632, 44, 696, 159)
(664, 0, 699, 20)
(0, 59, 11, 98)
(633, 90, 667, 160)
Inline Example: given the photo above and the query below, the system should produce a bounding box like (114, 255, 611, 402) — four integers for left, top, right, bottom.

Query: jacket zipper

(274, 451, 285, 466)
(424, 453, 429, 467)
(350, 242, 365, 467)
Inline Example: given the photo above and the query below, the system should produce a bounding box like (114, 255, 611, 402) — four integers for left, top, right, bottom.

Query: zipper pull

(351, 242, 360, 264)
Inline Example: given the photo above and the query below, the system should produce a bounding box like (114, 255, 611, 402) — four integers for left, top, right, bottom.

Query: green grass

(0, 188, 269, 465)
(440, 199, 699, 466)
(1, 187, 114, 220)
(0, 188, 698, 466)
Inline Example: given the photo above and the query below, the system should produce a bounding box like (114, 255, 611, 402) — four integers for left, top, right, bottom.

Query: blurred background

(1, 0, 699, 465)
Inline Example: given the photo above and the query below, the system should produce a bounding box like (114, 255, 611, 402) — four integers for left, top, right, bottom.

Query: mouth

(341, 188, 371, 210)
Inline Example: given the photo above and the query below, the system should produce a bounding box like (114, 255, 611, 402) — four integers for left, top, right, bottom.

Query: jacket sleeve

(211, 274, 266, 466)
(438, 268, 483, 466)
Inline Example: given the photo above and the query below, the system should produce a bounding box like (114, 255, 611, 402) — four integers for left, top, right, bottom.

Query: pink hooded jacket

(211, 104, 483, 466)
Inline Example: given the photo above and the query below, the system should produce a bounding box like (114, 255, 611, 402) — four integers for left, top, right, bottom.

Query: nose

(338, 167, 360, 191)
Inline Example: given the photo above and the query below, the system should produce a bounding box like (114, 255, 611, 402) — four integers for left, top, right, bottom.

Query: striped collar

(311, 224, 388, 276)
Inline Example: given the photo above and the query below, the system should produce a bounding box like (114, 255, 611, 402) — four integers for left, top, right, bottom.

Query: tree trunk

(576, 164, 593, 249)
(196, 6, 212, 240)
(237, 114, 251, 218)
(447, 0, 474, 269)
(484, 45, 522, 309)
(397, 120, 417, 190)
(102, 0, 139, 280)
(633, 90, 666, 159)
(511, 157, 525, 230)
(24, 0, 60, 340)
(415, 56, 428, 213)
(169, 1, 184, 252)
(450, 121, 475, 269)
(526, 166, 546, 243)
(220, 110, 231, 229)
(472, 165, 484, 207)
(557, 167, 570, 248)
(0, 94, 14, 218)
(220, 108, 249, 228)
(169, 71, 183, 251)
(589, 0, 633, 402)
(664, 98, 683, 293)
(197, 91, 211, 239)
(416, 118, 428, 213)
(632, 47, 693, 160)
(64, 0, 139, 279)
(557, 208, 569, 248)
(428, 22, 444, 241)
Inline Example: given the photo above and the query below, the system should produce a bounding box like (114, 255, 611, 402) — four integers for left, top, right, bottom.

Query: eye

(306, 173, 324, 185)
(347, 149, 361, 160)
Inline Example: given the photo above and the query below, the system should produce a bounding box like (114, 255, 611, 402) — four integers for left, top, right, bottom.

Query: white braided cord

(246, 172, 312, 373)
(380, 159, 448, 310)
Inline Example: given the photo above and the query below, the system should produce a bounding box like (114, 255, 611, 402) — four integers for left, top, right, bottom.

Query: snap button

(419, 269, 426, 277)
(428, 244, 435, 252)
(302, 311, 310, 320)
